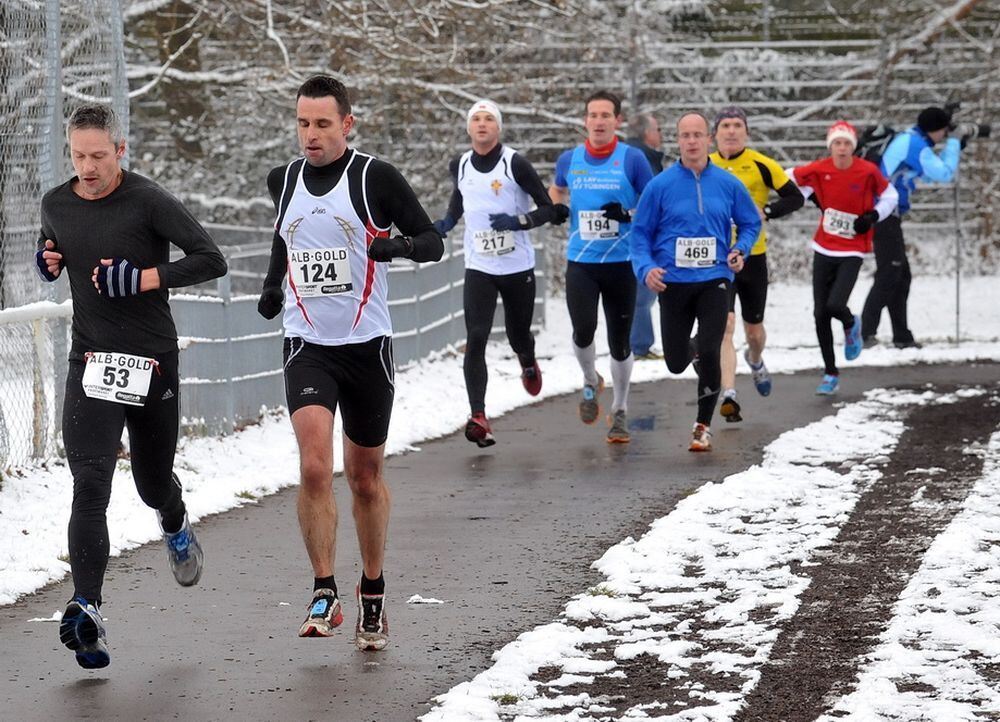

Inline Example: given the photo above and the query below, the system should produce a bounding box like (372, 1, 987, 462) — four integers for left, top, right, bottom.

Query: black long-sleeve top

(39, 170, 227, 358)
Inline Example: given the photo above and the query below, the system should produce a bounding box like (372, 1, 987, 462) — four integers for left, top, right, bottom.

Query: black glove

(601, 202, 631, 224)
(257, 286, 284, 320)
(34, 248, 59, 282)
(552, 203, 570, 226)
(489, 213, 524, 232)
(853, 210, 879, 235)
(367, 235, 413, 262)
(95, 258, 141, 297)
(433, 218, 454, 237)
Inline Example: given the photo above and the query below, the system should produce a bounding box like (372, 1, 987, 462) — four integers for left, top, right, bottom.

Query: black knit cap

(713, 105, 748, 134)
(917, 106, 951, 133)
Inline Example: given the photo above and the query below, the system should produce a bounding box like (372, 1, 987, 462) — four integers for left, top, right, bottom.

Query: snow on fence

(0, 237, 546, 467)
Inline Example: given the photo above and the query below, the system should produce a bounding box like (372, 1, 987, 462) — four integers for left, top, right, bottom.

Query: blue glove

(34, 248, 59, 282)
(489, 213, 524, 232)
(95, 258, 142, 297)
(433, 216, 456, 237)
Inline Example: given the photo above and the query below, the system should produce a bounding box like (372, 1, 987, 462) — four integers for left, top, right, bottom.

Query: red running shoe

(464, 412, 496, 448)
(521, 361, 542, 396)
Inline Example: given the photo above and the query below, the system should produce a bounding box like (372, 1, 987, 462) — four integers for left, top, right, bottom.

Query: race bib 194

(675, 236, 717, 268)
(578, 210, 619, 241)
(473, 229, 514, 256)
(82, 352, 156, 406)
(823, 208, 858, 239)
(289, 247, 353, 296)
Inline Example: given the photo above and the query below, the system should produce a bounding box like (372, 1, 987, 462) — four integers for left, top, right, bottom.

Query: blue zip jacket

(880, 127, 960, 215)
(630, 159, 761, 285)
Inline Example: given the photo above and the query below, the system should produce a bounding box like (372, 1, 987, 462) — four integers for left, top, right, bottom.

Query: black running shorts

(282, 335, 395, 448)
(730, 252, 768, 324)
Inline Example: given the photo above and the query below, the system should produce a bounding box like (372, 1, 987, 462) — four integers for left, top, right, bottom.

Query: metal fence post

(218, 255, 236, 433)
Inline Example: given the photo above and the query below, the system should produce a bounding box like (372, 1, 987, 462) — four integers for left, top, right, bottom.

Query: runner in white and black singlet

(256, 75, 443, 651)
(433, 99, 568, 447)
(37, 104, 227, 670)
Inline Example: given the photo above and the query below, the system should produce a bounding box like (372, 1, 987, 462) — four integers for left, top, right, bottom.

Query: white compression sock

(573, 341, 599, 387)
(610, 353, 634, 412)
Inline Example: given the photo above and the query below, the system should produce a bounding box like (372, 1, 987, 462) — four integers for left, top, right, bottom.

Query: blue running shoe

(60, 597, 109, 669)
(844, 315, 863, 361)
(158, 508, 204, 587)
(578, 373, 604, 425)
(743, 349, 772, 397)
(816, 374, 840, 395)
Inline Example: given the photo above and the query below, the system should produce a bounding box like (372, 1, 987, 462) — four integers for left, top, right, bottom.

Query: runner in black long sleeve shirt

(35, 103, 225, 671)
(255, 75, 442, 651)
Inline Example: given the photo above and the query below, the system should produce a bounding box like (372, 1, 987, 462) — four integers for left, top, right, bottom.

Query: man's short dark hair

(67, 103, 125, 146)
(297, 75, 352, 117)
(585, 90, 622, 117)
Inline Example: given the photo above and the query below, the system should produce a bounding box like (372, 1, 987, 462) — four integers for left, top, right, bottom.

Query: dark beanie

(917, 107, 951, 133)
(713, 105, 748, 133)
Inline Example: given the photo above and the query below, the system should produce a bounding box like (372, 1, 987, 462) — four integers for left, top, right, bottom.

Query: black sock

(517, 353, 536, 369)
(158, 509, 185, 535)
(314, 576, 337, 595)
(360, 572, 384, 595)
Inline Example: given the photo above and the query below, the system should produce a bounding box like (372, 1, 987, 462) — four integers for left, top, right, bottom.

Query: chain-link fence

(0, 0, 128, 469)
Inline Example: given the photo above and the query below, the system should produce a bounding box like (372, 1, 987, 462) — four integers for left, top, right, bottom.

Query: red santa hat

(826, 120, 858, 150)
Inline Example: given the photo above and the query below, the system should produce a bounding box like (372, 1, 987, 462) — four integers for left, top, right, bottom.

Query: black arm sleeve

(261, 166, 289, 289)
(510, 153, 560, 229)
(766, 180, 806, 220)
(262, 231, 287, 289)
(150, 188, 228, 288)
(368, 160, 443, 263)
(443, 156, 464, 223)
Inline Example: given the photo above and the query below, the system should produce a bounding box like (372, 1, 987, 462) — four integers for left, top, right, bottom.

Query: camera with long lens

(944, 101, 991, 141)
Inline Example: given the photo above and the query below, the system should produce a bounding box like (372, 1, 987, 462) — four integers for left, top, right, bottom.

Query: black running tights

(565, 260, 635, 361)
(812, 252, 862, 376)
(463, 268, 537, 414)
(62, 351, 185, 605)
(660, 279, 731, 425)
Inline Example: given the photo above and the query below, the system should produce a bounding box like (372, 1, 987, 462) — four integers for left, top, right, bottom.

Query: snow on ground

(818, 428, 1000, 722)
(1, 275, 998, 607)
(420, 388, 986, 721)
(1, 274, 999, 717)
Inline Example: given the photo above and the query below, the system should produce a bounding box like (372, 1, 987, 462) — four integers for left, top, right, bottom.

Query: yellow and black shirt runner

(710, 147, 793, 256)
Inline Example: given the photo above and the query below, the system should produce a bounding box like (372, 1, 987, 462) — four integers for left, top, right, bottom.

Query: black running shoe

(355, 584, 389, 651)
(720, 393, 742, 423)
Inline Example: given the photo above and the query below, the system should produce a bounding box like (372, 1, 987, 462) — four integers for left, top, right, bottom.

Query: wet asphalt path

(1, 361, 997, 721)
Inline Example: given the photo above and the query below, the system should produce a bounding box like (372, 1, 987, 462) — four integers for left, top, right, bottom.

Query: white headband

(467, 100, 502, 131)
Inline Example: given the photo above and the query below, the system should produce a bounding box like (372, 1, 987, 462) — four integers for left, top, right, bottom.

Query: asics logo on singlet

(311, 206, 326, 215)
